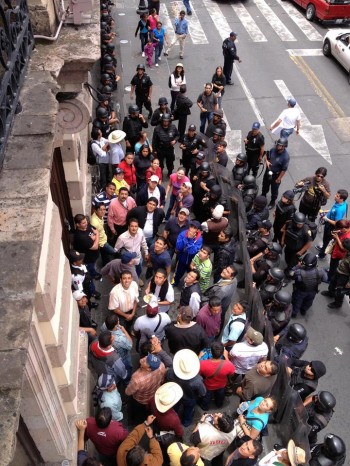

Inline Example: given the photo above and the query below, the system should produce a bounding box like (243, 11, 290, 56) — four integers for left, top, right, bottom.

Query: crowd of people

(74, 1, 349, 465)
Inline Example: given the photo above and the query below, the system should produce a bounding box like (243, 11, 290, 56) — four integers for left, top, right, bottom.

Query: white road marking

(231, 3, 267, 42)
(275, 0, 323, 41)
(235, 64, 265, 127)
(202, 0, 232, 41)
(171, 1, 209, 44)
(287, 49, 323, 56)
(160, 3, 176, 44)
(222, 110, 242, 161)
(274, 79, 332, 164)
(254, 0, 296, 41)
(334, 347, 343, 355)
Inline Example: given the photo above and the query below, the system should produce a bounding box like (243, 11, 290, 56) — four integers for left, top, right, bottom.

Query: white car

(323, 29, 350, 83)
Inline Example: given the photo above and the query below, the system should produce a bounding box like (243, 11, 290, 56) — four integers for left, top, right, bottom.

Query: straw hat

(155, 382, 183, 413)
(108, 130, 126, 144)
(173, 349, 200, 380)
(287, 440, 306, 466)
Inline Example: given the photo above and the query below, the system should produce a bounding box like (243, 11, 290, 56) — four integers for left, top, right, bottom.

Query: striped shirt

(192, 255, 212, 292)
(125, 363, 166, 404)
(92, 191, 117, 224)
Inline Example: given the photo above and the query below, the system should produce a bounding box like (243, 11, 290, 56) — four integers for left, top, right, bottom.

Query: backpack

(168, 75, 172, 88)
(227, 317, 250, 344)
(87, 140, 97, 165)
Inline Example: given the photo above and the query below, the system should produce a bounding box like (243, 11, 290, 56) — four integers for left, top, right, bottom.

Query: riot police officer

(281, 212, 313, 277)
(305, 391, 336, 445)
(206, 127, 224, 162)
(287, 359, 326, 401)
(291, 253, 323, 317)
(180, 124, 206, 174)
(152, 113, 179, 176)
(93, 107, 112, 138)
(150, 97, 171, 127)
(239, 175, 258, 212)
(246, 195, 269, 231)
(130, 64, 153, 118)
(232, 153, 249, 187)
(192, 162, 217, 220)
(265, 290, 292, 335)
(122, 104, 148, 150)
(310, 434, 346, 466)
(251, 242, 282, 286)
(247, 219, 273, 258)
(201, 184, 227, 223)
(205, 108, 227, 138)
(273, 190, 296, 242)
(259, 267, 285, 306)
(275, 323, 308, 364)
(244, 121, 265, 177)
(262, 138, 290, 209)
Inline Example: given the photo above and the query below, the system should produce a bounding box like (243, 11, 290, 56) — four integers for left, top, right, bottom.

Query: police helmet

(101, 85, 113, 94)
(276, 137, 288, 148)
(101, 3, 108, 9)
(287, 323, 307, 343)
(236, 153, 248, 163)
(100, 21, 108, 29)
(106, 43, 115, 51)
(100, 12, 109, 20)
(242, 175, 256, 188)
(210, 184, 222, 197)
(274, 290, 292, 306)
(267, 242, 282, 255)
(213, 128, 224, 137)
(287, 97, 297, 107)
(128, 104, 140, 114)
(92, 120, 103, 129)
(293, 212, 306, 225)
(268, 267, 285, 282)
(301, 253, 317, 268)
(102, 33, 110, 41)
(322, 434, 346, 458)
(317, 391, 336, 412)
(200, 162, 210, 173)
(102, 55, 114, 64)
(101, 73, 112, 82)
(158, 97, 168, 106)
(136, 63, 145, 71)
(161, 113, 171, 122)
(96, 107, 109, 119)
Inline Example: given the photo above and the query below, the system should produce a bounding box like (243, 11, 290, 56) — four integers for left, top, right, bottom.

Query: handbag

(325, 239, 335, 255)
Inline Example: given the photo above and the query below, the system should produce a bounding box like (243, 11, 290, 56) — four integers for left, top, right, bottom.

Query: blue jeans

(199, 111, 213, 134)
(174, 398, 196, 427)
(86, 262, 97, 293)
(136, 258, 143, 277)
(183, 0, 192, 13)
(174, 260, 189, 286)
(165, 193, 177, 220)
(140, 32, 148, 52)
(280, 127, 294, 138)
(199, 388, 226, 411)
(155, 42, 163, 63)
(100, 242, 116, 266)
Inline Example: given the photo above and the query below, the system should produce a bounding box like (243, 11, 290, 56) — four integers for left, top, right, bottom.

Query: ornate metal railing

(0, 0, 34, 168)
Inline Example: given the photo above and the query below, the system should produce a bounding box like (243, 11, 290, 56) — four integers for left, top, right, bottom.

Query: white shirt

(148, 187, 161, 206)
(109, 142, 125, 165)
(278, 107, 301, 129)
(153, 283, 175, 312)
(143, 212, 154, 239)
(229, 340, 268, 374)
(259, 449, 286, 466)
(92, 138, 110, 164)
(134, 312, 171, 345)
(108, 281, 139, 312)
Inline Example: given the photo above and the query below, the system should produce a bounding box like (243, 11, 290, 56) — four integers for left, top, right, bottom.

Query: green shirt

(192, 255, 212, 292)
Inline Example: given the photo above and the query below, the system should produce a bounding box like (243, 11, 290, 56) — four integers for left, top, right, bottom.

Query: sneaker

(170, 276, 175, 285)
(94, 273, 102, 280)
(90, 302, 99, 309)
(155, 63, 159, 67)
(180, 55, 184, 59)
(316, 253, 326, 259)
(315, 245, 323, 251)
(328, 302, 341, 309)
(158, 56, 161, 61)
(163, 52, 169, 56)
(268, 201, 276, 210)
(321, 290, 334, 297)
(139, 278, 144, 287)
(187, 10, 192, 15)
(142, 52, 145, 57)
(92, 291, 101, 300)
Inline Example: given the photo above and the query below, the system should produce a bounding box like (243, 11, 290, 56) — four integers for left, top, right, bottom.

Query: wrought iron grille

(0, 0, 34, 168)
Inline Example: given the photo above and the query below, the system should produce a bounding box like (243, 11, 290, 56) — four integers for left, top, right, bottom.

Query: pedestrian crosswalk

(159, 0, 323, 45)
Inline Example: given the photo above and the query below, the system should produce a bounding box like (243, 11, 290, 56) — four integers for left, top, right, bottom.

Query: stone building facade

(0, 0, 100, 464)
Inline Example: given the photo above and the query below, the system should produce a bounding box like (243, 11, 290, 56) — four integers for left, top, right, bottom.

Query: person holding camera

(296, 167, 331, 222)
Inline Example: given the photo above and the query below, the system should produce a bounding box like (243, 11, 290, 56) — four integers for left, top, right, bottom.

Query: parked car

(287, 0, 350, 24)
(323, 29, 350, 82)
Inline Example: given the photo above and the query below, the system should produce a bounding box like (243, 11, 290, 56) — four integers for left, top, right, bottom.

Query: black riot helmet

(276, 137, 288, 148)
(268, 267, 284, 282)
(128, 104, 140, 114)
(322, 434, 346, 458)
(293, 212, 306, 225)
(136, 63, 145, 71)
(158, 97, 168, 106)
(316, 391, 336, 412)
(161, 113, 172, 121)
(274, 290, 292, 306)
(101, 73, 112, 82)
(210, 185, 222, 198)
(301, 253, 317, 268)
(267, 242, 282, 255)
(236, 153, 248, 163)
(100, 85, 113, 94)
(200, 162, 210, 173)
(96, 107, 109, 119)
(287, 323, 307, 343)
(102, 54, 114, 64)
(92, 120, 103, 129)
(242, 175, 256, 188)
(213, 128, 224, 137)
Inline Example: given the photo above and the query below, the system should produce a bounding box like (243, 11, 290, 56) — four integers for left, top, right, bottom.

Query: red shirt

(119, 160, 136, 187)
(146, 166, 163, 183)
(200, 359, 235, 390)
(331, 230, 350, 259)
(85, 417, 128, 456)
(147, 398, 184, 437)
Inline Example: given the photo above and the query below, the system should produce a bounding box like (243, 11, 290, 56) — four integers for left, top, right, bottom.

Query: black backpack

(87, 140, 97, 165)
(227, 317, 250, 344)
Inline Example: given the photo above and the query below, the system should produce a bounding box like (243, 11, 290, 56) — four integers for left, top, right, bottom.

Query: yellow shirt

(167, 442, 204, 466)
(111, 178, 128, 194)
(90, 212, 107, 247)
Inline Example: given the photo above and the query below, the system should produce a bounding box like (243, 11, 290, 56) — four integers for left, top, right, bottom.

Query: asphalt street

(111, 0, 350, 456)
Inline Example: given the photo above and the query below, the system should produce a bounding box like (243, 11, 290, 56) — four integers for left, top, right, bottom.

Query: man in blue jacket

(173, 220, 203, 286)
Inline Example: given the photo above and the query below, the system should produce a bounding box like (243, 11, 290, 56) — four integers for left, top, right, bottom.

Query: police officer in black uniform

(272, 190, 296, 242)
(275, 323, 308, 364)
(244, 121, 265, 177)
(222, 31, 241, 85)
(281, 212, 313, 277)
(305, 391, 336, 445)
(291, 253, 323, 317)
(152, 113, 179, 176)
(310, 434, 346, 466)
(232, 153, 249, 188)
(265, 290, 292, 335)
(205, 109, 227, 138)
(180, 125, 206, 175)
(130, 64, 153, 119)
(150, 97, 171, 127)
(262, 138, 290, 209)
(247, 219, 273, 258)
(122, 104, 148, 150)
(239, 175, 258, 212)
(259, 267, 285, 306)
(206, 127, 225, 162)
(200, 184, 227, 223)
(246, 195, 269, 231)
(93, 107, 112, 138)
(251, 242, 282, 286)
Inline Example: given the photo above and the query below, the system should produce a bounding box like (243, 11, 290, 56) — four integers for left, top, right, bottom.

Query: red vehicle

(288, 0, 350, 24)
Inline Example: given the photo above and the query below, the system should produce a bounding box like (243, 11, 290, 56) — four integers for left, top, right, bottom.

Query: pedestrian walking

(270, 98, 301, 139)
(135, 13, 149, 57)
(130, 64, 153, 119)
(169, 63, 186, 111)
(164, 10, 188, 59)
(152, 21, 168, 66)
(222, 31, 241, 85)
(211, 66, 226, 108)
(197, 83, 218, 134)
(144, 38, 156, 68)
